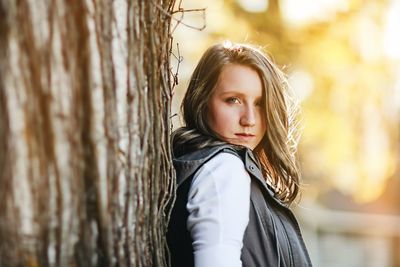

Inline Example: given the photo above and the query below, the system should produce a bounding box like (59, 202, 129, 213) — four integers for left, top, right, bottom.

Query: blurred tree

(0, 0, 176, 266)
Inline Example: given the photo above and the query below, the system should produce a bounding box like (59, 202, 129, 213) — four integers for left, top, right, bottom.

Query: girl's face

(207, 64, 266, 150)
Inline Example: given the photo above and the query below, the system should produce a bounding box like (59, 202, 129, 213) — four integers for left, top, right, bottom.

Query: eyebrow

(219, 91, 245, 96)
(218, 90, 262, 99)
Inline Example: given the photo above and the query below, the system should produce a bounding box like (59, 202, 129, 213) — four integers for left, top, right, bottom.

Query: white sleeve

(186, 152, 251, 267)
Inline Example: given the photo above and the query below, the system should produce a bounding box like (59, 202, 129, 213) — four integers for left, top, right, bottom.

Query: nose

(240, 106, 256, 127)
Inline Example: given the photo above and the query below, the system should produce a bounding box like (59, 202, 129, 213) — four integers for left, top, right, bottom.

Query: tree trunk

(0, 0, 176, 266)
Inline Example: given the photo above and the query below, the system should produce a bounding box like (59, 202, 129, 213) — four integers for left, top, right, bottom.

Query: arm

(187, 152, 251, 267)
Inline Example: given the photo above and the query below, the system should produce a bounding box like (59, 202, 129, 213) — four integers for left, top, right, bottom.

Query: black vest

(167, 145, 312, 267)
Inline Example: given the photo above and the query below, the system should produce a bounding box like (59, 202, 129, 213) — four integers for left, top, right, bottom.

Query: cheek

(260, 117, 266, 132)
(208, 105, 234, 131)
(213, 109, 231, 122)
(258, 111, 266, 130)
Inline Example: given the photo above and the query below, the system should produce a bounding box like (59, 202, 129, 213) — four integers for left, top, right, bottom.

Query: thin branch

(172, 8, 207, 14)
(151, 1, 206, 31)
(170, 42, 182, 90)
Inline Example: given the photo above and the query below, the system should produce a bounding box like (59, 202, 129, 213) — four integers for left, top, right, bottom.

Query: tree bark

(0, 0, 176, 266)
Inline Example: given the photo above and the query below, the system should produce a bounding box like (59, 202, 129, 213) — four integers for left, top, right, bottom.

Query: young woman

(167, 42, 312, 267)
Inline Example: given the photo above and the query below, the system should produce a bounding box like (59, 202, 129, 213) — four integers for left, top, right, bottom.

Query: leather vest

(167, 145, 313, 267)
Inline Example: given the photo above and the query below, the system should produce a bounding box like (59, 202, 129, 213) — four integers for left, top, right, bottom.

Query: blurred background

(170, 0, 400, 266)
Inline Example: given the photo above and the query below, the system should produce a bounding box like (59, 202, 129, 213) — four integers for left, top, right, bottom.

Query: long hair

(173, 41, 301, 204)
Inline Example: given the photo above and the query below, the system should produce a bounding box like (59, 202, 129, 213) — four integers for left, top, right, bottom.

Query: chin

(235, 142, 255, 150)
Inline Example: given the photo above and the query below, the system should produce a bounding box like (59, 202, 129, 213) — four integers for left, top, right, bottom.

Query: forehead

(214, 64, 263, 97)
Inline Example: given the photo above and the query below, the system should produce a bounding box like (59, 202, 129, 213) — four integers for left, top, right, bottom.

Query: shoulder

(190, 151, 250, 190)
(173, 144, 247, 185)
(200, 151, 245, 173)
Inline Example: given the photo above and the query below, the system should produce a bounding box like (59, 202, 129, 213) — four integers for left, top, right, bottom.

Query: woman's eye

(255, 100, 262, 107)
(226, 97, 240, 104)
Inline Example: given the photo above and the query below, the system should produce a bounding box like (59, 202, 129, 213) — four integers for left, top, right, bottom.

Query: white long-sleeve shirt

(186, 152, 252, 267)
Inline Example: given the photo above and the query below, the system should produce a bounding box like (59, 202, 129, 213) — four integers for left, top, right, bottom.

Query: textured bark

(0, 0, 176, 266)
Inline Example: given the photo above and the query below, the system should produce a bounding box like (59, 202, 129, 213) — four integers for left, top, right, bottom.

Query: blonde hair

(173, 42, 301, 204)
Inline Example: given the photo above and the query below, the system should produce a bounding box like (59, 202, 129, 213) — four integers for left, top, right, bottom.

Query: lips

(235, 133, 255, 139)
